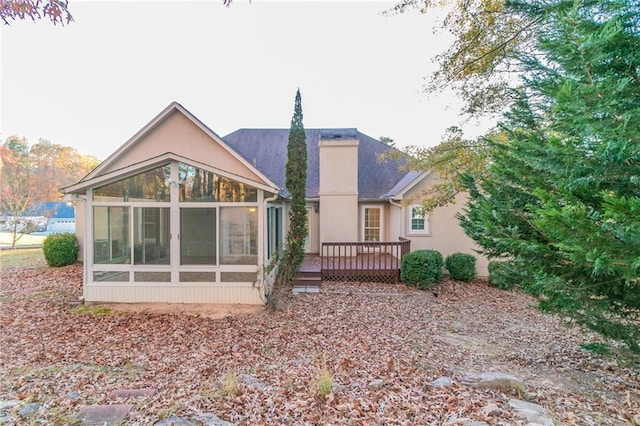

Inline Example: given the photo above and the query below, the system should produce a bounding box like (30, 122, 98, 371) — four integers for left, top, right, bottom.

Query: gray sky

(1, 0, 494, 160)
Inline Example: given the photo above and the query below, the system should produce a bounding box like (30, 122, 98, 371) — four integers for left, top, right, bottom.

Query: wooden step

(295, 272, 322, 281)
(293, 275, 321, 286)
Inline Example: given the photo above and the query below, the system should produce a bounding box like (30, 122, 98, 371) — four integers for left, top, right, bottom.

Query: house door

(179, 208, 217, 265)
(362, 206, 382, 242)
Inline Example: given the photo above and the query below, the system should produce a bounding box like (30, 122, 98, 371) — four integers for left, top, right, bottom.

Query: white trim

(407, 204, 430, 236)
(360, 204, 384, 242)
(387, 171, 430, 200)
(85, 162, 263, 293)
(65, 153, 278, 195)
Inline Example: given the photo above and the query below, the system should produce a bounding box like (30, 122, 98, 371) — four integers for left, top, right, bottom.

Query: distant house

(64, 102, 486, 305)
(25, 201, 76, 233)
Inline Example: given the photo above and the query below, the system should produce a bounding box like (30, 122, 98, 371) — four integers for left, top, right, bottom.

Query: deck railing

(321, 238, 411, 283)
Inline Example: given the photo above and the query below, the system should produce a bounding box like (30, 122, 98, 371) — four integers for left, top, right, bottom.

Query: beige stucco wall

(318, 138, 359, 244)
(385, 202, 403, 241)
(305, 204, 320, 253)
(98, 111, 263, 183)
(319, 195, 359, 244)
(400, 175, 489, 277)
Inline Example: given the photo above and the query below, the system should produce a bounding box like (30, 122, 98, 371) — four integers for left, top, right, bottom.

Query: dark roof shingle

(223, 129, 410, 199)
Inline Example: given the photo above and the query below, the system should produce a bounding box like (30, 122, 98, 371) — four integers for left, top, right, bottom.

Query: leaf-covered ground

(1, 261, 638, 425)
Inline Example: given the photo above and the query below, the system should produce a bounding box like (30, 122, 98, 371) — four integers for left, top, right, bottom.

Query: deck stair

(292, 255, 321, 294)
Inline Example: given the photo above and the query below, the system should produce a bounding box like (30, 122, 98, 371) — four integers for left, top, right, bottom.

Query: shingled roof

(223, 129, 412, 200)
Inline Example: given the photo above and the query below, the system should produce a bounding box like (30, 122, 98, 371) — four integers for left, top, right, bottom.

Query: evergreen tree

(284, 88, 308, 269)
(268, 89, 307, 309)
(461, 0, 640, 351)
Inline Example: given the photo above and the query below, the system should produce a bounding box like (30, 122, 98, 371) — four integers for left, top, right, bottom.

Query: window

(93, 164, 171, 202)
(267, 206, 282, 259)
(363, 206, 382, 242)
(409, 205, 429, 234)
(220, 207, 258, 265)
(134, 207, 170, 265)
(178, 163, 257, 202)
(89, 161, 262, 286)
(93, 206, 130, 264)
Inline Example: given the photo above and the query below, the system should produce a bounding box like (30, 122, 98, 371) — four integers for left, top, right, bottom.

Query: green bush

(43, 232, 79, 267)
(400, 249, 443, 289)
(487, 261, 520, 290)
(445, 253, 477, 282)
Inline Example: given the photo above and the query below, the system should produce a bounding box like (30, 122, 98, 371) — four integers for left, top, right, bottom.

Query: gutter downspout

(389, 198, 405, 238)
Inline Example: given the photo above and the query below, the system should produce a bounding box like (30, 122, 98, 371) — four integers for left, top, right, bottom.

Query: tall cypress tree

(284, 88, 308, 268)
(270, 88, 308, 303)
(461, 0, 640, 350)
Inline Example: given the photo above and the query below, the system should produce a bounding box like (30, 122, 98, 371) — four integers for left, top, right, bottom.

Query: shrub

(400, 249, 443, 289)
(487, 261, 519, 290)
(43, 232, 79, 267)
(445, 253, 477, 282)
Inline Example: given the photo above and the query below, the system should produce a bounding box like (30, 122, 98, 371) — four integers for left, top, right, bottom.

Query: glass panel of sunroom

(180, 208, 217, 265)
(178, 163, 257, 202)
(93, 164, 171, 202)
(220, 207, 258, 265)
(134, 207, 170, 265)
(93, 206, 130, 264)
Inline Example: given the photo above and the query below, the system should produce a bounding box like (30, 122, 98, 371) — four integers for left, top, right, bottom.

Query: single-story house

(64, 102, 487, 305)
(26, 201, 76, 233)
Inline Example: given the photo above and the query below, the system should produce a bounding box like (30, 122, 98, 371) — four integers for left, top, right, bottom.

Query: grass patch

(581, 342, 640, 367)
(122, 362, 144, 379)
(221, 372, 240, 397)
(70, 305, 112, 315)
(581, 342, 612, 356)
(0, 248, 44, 269)
(0, 231, 47, 246)
(30, 291, 56, 300)
(313, 352, 333, 399)
(315, 369, 333, 399)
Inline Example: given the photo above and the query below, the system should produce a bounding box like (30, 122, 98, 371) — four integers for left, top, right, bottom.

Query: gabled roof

(383, 170, 429, 200)
(77, 102, 279, 192)
(223, 129, 413, 200)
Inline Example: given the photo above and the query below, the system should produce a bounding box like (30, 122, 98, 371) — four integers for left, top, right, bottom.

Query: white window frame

(408, 204, 429, 235)
(86, 161, 261, 286)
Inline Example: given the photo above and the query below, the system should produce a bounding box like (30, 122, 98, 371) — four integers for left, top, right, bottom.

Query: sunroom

(70, 159, 280, 304)
(64, 102, 284, 305)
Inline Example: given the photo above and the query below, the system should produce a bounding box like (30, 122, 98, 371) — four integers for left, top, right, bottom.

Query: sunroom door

(175, 162, 259, 283)
(180, 208, 217, 265)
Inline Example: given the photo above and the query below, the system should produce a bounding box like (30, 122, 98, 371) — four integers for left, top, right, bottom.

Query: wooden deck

(300, 254, 321, 274)
(303, 239, 410, 284)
